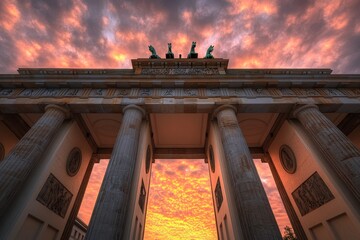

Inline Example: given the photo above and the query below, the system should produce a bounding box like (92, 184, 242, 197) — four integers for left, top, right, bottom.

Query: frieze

(0, 88, 14, 96)
(115, 88, 131, 96)
(141, 68, 220, 75)
(183, 88, 198, 96)
(292, 172, 335, 216)
(36, 173, 73, 218)
(161, 88, 176, 97)
(0, 87, 358, 98)
(89, 89, 107, 97)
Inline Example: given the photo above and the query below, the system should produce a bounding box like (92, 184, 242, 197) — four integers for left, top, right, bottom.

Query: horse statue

(167, 43, 173, 54)
(204, 45, 214, 59)
(166, 43, 174, 59)
(148, 45, 160, 59)
(187, 41, 198, 58)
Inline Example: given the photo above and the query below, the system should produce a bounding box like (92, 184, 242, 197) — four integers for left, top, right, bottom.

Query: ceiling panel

(82, 113, 122, 148)
(151, 113, 208, 148)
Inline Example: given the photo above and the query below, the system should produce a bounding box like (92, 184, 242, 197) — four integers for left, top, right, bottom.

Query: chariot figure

(204, 45, 214, 59)
(166, 43, 174, 59)
(187, 41, 198, 58)
(148, 45, 160, 59)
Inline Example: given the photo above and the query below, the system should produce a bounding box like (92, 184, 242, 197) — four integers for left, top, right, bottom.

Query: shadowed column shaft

(0, 105, 69, 217)
(293, 105, 360, 204)
(85, 105, 145, 240)
(214, 105, 281, 240)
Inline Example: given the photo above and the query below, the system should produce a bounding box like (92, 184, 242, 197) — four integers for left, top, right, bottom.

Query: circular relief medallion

(279, 144, 297, 174)
(145, 145, 152, 174)
(66, 148, 82, 177)
(0, 143, 4, 161)
(209, 145, 215, 173)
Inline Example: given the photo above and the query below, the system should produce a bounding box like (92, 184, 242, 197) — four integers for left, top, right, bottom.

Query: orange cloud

(0, 1, 20, 31)
(254, 159, 292, 234)
(78, 158, 291, 238)
(78, 160, 109, 224)
(144, 159, 217, 240)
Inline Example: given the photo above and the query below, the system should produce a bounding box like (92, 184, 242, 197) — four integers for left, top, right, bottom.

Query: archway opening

(143, 159, 217, 240)
(253, 158, 293, 237)
(75, 158, 294, 239)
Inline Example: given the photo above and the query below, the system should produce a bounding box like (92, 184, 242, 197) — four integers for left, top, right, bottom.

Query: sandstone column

(0, 105, 69, 217)
(293, 105, 360, 203)
(213, 105, 281, 239)
(85, 105, 145, 240)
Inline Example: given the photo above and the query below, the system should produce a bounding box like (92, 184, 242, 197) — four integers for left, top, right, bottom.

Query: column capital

(123, 105, 146, 118)
(292, 104, 318, 118)
(212, 104, 237, 119)
(45, 104, 70, 119)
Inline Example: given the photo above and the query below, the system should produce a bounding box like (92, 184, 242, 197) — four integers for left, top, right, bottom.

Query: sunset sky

(0, 0, 359, 73)
(1, 0, 360, 238)
(78, 159, 290, 239)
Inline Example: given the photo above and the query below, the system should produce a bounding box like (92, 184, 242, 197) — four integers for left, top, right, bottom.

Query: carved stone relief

(207, 88, 220, 96)
(141, 68, 220, 75)
(115, 89, 131, 96)
(279, 145, 297, 174)
(36, 173, 73, 218)
(1, 87, 358, 99)
(139, 88, 152, 96)
(292, 172, 335, 216)
(215, 178, 223, 211)
(183, 88, 198, 96)
(66, 148, 82, 177)
(90, 89, 106, 96)
(138, 180, 146, 213)
(0, 89, 14, 96)
(161, 88, 175, 97)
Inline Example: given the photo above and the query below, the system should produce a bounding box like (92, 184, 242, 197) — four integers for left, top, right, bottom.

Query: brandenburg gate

(0, 56, 359, 239)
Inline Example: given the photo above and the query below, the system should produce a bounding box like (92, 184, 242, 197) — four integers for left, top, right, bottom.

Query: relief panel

(36, 173, 73, 218)
(215, 178, 223, 212)
(292, 172, 335, 216)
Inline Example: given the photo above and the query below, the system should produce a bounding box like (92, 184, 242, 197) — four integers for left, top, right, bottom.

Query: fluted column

(213, 105, 281, 240)
(293, 105, 360, 203)
(0, 105, 69, 217)
(86, 105, 145, 240)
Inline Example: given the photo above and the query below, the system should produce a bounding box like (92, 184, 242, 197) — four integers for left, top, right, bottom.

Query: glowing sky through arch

(78, 158, 292, 239)
(143, 159, 217, 240)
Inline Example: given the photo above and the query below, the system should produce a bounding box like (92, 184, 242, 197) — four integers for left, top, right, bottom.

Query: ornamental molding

(0, 87, 359, 99)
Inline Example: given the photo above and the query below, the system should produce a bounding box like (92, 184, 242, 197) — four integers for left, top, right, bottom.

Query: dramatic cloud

(78, 160, 109, 224)
(0, 0, 359, 73)
(253, 159, 291, 234)
(143, 159, 217, 240)
(79, 158, 291, 239)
